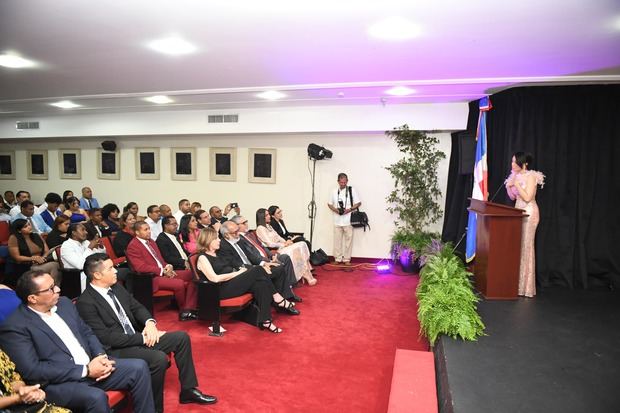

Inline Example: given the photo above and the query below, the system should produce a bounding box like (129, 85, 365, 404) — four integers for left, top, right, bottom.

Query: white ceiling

(1, 0, 619, 117)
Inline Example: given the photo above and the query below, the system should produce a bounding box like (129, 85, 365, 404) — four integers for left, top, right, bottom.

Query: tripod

(307, 158, 318, 246)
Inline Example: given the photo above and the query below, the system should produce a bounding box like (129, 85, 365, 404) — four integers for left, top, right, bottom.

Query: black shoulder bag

(347, 186, 370, 231)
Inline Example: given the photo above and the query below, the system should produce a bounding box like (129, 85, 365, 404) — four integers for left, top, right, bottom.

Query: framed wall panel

(0, 151, 15, 180)
(97, 149, 120, 180)
(209, 147, 236, 182)
(58, 149, 81, 179)
(135, 147, 160, 180)
(27, 150, 48, 180)
(171, 147, 196, 181)
(248, 148, 276, 184)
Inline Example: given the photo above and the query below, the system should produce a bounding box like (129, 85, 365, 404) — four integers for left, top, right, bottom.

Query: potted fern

(386, 125, 445, 271)
(416, 243, 485, 345)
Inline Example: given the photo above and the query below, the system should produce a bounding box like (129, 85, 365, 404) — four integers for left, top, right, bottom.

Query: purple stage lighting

(377, 263, 391, 274)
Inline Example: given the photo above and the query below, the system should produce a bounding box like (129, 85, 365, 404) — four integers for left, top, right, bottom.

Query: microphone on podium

(489, 172, 511, 202)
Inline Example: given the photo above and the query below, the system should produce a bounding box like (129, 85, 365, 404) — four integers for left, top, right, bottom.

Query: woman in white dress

(255, 208, 317, 286)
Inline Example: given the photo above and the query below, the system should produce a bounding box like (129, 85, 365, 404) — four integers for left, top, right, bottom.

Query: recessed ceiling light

(368, 17, 421, 41)
(385, 86, 416, 96)
(256, 91, 286, 100)
(49, 100, 81, 109)
(147, 36, 197, 56)
(144, 95, 174, 104)
(0, 53, 36, 69)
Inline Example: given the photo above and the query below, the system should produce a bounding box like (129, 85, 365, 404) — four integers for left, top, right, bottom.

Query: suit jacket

(84, 220, 112, 240)
(156, 232, 187, 270)
(217, 238, 247, 268)
(40, 208, 61, 228)
(238, 235, 271, 264)
(76, 283, 151, 351)
(112, 230, 133, 258)
(79, 197, 100, 210)
(271, 219, 291, 239)
(126, 237, 167, 275)
(0, 296, 104, 385)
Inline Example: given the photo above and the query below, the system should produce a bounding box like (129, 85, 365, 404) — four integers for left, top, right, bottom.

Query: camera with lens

(337, 200, 345, 215)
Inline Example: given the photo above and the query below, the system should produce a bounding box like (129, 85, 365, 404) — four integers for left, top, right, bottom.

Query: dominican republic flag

(465, 96, 492, 263)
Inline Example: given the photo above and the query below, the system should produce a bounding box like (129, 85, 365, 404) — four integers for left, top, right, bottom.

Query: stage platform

(434, 287, 620, 413)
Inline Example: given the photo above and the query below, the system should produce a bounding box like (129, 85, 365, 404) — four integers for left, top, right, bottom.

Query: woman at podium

(505, 152, 545, 297)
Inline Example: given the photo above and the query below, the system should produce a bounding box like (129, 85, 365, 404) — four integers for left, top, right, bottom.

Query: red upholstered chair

(125, 258, 174, 316)
(101, 236, 126, 267)
(0, 221, 10, 246)
(188, 253, 254, 337)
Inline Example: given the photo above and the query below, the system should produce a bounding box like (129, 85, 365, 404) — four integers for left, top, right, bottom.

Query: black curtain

(442, 85, 620, 289)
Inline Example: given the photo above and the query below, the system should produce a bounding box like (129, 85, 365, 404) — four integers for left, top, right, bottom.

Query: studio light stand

(306, 143, 333, 246)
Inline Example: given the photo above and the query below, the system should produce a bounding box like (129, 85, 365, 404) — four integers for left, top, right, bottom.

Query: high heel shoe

(301, 274, 317, 286)
(260, 320, 282, 333)
(275, 298, 300, 315)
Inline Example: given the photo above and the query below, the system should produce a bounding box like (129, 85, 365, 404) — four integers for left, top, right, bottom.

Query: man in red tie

(125, 221, 198, 321)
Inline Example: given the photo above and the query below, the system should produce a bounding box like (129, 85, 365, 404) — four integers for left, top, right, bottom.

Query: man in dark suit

(219, 221, 300, 312)
(0, 269, 155, 413)
(76, 253, 217, 412)
(231, 215, 302, 303)
(156, 216, 189, 270)
(84, 208, 112, 240)
(125, 220, 197, 321)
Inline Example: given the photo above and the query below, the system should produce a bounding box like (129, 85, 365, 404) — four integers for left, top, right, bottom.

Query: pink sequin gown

(506, 170, 545, 297)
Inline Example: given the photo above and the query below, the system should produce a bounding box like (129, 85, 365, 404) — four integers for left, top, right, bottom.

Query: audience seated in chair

(256, 208, 316, 286)
(219, 221, 300, 305)
(63, 196, 88, 224)
(113, 211, 137, 258)
(145, 205, 163, 241)
(59, 190, 74, 213)
(39, 192, 63, 228)
(0, 270, 155, 413)
(268, 205, 312, 250)
(84, 208, 112, 240)
(45, 215, 70, 249)
(179, 214, 200, 255)
(156, 216, 190, 270)
(194, 227, 299, 334)
(60, 223, 107, 291)
(9, 191, 29, 217)
(209, 203, 240, 226)
(125, 221, 198, 321)
(173, 199, 191, 224)
(102, 203, 121, 233)
(159, 204, 172, 218)
(79, 186, 100, 211)
(76, 253, 217, 412)
(10, 200, 51, 234)
(7, 219, 59, 287)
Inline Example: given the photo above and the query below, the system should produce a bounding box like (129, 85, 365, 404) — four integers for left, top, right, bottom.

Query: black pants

(109, 331, 198, 413)
(219, 266, 275, 323)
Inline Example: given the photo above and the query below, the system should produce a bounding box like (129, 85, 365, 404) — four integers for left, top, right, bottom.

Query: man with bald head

(80, 186, 100, 211)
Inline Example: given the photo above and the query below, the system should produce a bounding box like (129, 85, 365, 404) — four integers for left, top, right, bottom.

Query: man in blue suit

(80, 186, 100, 211)
(0, 270, 155, 413)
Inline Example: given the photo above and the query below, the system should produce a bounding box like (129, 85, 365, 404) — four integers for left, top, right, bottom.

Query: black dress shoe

(277, 305, 300, 316)
(289, 294, 303, 303)
(179, 311, 197, 321)
(179, 388, 217, 405)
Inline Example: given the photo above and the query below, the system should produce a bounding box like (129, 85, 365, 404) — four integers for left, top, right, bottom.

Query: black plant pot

(398, 253, 421, 274)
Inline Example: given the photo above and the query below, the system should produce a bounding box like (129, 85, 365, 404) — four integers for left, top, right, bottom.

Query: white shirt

(9, 205, 20, 217)
(90, 284, 135, 332)
(139, 238, 164, 273)
(61, 238, 106, 291)
(163, 232, 188, 260)
(36, 202, 48, 214)
(330, 185, 361, 226)
(145, 217, 162, 241)
(173, 210, 187, 225)
(29, 305, 91, 376)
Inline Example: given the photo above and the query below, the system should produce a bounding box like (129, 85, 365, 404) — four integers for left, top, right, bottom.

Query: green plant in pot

(386, 125, 445, 271)
(416, 243, 485, 345)
(390, 230, 440, 272)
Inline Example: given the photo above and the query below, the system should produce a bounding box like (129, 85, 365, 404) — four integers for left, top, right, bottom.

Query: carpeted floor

(156, 265, 428, 412)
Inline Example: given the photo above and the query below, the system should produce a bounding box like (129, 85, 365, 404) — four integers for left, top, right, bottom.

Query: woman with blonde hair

(194, 227, 298, 333)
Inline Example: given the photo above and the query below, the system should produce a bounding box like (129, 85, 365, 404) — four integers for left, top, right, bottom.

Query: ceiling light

(147, 36, 197, 56)
(49, 100, 81, 109)
(368, 17, 421, 41)
(256, 91, 286, 100)
(0, 54, 36, 69)
(144, 95, 174, 104)
(385, 86, 416, 96)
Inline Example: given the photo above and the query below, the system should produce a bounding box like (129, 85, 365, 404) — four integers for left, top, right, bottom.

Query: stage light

(307, 143, 333, 160)
(376, 263, 392, 274)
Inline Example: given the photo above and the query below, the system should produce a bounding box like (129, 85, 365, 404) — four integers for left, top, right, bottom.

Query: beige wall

(0, 132, 452, 259)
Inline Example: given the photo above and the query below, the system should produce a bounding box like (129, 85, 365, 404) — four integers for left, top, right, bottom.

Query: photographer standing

(327, 173, 361, 269)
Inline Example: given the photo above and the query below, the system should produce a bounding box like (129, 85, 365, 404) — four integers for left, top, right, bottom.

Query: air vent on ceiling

(208, 114, 239, 123)
(16, 121, 40, 130)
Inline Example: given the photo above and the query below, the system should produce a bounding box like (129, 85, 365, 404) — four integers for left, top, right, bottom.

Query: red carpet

(155, 265, 428, 412)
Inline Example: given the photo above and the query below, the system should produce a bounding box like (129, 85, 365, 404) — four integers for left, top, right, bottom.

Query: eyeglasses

(240, 221, 248, 225)
(34, 283, 60, 295)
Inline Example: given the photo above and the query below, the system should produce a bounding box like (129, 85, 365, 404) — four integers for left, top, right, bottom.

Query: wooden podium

(468, 199, 527, 300)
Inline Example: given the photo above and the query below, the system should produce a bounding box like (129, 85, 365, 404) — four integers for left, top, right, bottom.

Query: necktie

(232, 242, 252, 265)
(145, 240, 164, 268)
(107, 289, 135, 335)
(243, 235, 267, 258)
(86, 199, 91, 209)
